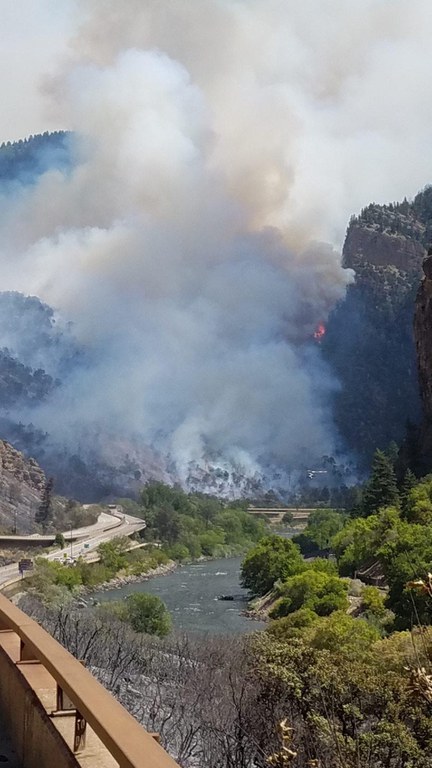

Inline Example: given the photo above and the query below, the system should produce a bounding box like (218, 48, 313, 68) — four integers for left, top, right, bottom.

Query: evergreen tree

(399, 468, 416, 519)
(35, 477, 54, 530)
(361, 449, 399, 517)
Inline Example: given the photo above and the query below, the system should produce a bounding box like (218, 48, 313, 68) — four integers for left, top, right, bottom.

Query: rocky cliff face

(343, 205, 425, 273)
(321, 195, 430, 468)
(0, 440, 45, 533)
(414, 256, 432, 421)
(413, 255, 432, 470)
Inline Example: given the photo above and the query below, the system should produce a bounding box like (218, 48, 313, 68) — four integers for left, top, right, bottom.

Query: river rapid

(92, 557, 266, 635)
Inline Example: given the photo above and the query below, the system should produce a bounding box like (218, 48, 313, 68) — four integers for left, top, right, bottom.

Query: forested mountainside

(322, 187, 432, 468)
(0, 131, 72, 186)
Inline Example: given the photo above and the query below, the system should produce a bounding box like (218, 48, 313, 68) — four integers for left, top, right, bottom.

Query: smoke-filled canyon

(1, 1, 432, 497)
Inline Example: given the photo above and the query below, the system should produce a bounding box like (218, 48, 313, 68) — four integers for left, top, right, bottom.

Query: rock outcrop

(343, 208, 425, 273)
(0, 440, 45, 533)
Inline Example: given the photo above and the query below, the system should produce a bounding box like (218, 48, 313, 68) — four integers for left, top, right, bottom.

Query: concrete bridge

(246, 507, 316, 523)
(0, 593, 179, 768)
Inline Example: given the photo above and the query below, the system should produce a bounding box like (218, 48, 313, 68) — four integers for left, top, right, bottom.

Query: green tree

(332, 514, 380, 575)
(35, 477, 54, 529)
(54, 532, 65, 549)
(400, 468, 417, 518)
(294, 508, 345, 553)
(282, 511, 293, 525)
(378, 519, 432, 628)
(361, 585, 387, 618)
(198, 529, 225, 555)
(153, 506, 181, 545)
(240, 536, 303, 595)
(270, 570, 348, 618)
(97, 536, 129, 572)
(361, 449, 399, 517)
(124, 593, 171, 636)
(403, 474, 432, 524)
(166, 542, 190, 562)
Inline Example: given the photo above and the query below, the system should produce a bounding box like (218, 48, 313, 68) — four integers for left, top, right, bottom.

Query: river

(92, 557, 266, 635)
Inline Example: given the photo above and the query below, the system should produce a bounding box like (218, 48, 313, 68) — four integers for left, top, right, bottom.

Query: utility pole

(70, 523, 73, 560)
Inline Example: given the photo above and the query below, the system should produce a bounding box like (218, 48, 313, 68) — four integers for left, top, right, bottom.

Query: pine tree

(35, 477, 54, 530)
(361, 450, 399, 517)
(399, 468, 416, 519)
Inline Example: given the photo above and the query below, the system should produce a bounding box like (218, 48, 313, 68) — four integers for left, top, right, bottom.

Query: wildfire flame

(313, 323, 326, 341)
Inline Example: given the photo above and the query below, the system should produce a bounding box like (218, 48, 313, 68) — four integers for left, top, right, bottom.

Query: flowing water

(92, 557, 266, 635)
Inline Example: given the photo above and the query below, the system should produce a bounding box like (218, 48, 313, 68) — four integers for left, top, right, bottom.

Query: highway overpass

(246, 507, 316, 522)
(0, 593, 179, 768)
(0, 508, 146, 588)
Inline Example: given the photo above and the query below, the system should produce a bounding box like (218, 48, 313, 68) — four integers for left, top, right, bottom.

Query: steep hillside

(0, 439, 45, 533)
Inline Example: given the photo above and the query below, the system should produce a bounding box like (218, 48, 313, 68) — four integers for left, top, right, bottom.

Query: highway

(0, 506, 146, 587)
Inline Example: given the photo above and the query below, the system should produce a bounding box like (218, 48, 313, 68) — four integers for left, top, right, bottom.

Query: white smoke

(1, 0, 431, 490)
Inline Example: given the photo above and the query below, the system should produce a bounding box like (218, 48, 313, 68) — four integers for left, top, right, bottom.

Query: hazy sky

(0, 0, 73, 142)
(2, 0, 432, 244)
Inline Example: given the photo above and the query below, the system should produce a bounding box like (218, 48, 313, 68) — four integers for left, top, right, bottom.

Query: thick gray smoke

(1, 0, 431, 492)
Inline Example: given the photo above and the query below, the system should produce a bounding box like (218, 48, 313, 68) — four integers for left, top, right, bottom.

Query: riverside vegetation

(25, 482, 267, 632)
(18, 454, 432, 766)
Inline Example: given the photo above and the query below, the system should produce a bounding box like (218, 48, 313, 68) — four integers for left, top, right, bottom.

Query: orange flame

(313, 323, 326, 341)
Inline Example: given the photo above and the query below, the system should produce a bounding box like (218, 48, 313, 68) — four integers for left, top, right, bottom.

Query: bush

(270, 570, 349, 618)
(199, 530, 225, 556)
(241, 536, 304, 596)
(124, 593, 171, 636)
(267, 608, 319, 640)
(361, 586, 387, 617)
(166, 543, 190, 562)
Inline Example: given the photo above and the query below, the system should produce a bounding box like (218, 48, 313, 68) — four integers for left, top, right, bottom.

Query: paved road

(0, 507, 146, 587)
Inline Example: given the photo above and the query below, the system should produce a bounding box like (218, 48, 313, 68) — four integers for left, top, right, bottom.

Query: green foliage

(308, 611, 381, 657)
(97, 536, 130, 572)
(54, 533, 65, 549)
(255, 621, 432, 767)
(123, 593, 171, 636)
(403, 474, 432, 524)
(332, 514, 381, 575)
(266, 608, 320, 640)
(361, 585, 387, 617)
(165, 542, 190, 562)
(198, 529, 225, 556)
(378, 520, 432, 628)
(361, 449, 399, 517)
(305, 557, 339, 575)
(240, 535, 303, 595)
(294, 508, 345, 554)
(281, 511, 293, 525)
(28, 541, 170, 602)
(270, 570, 348, 618)
(361, 585, 395, 633)
(140, 481, 266, 561)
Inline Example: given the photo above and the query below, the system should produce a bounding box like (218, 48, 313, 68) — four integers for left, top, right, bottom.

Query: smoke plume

(1, 0, 431, 491)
